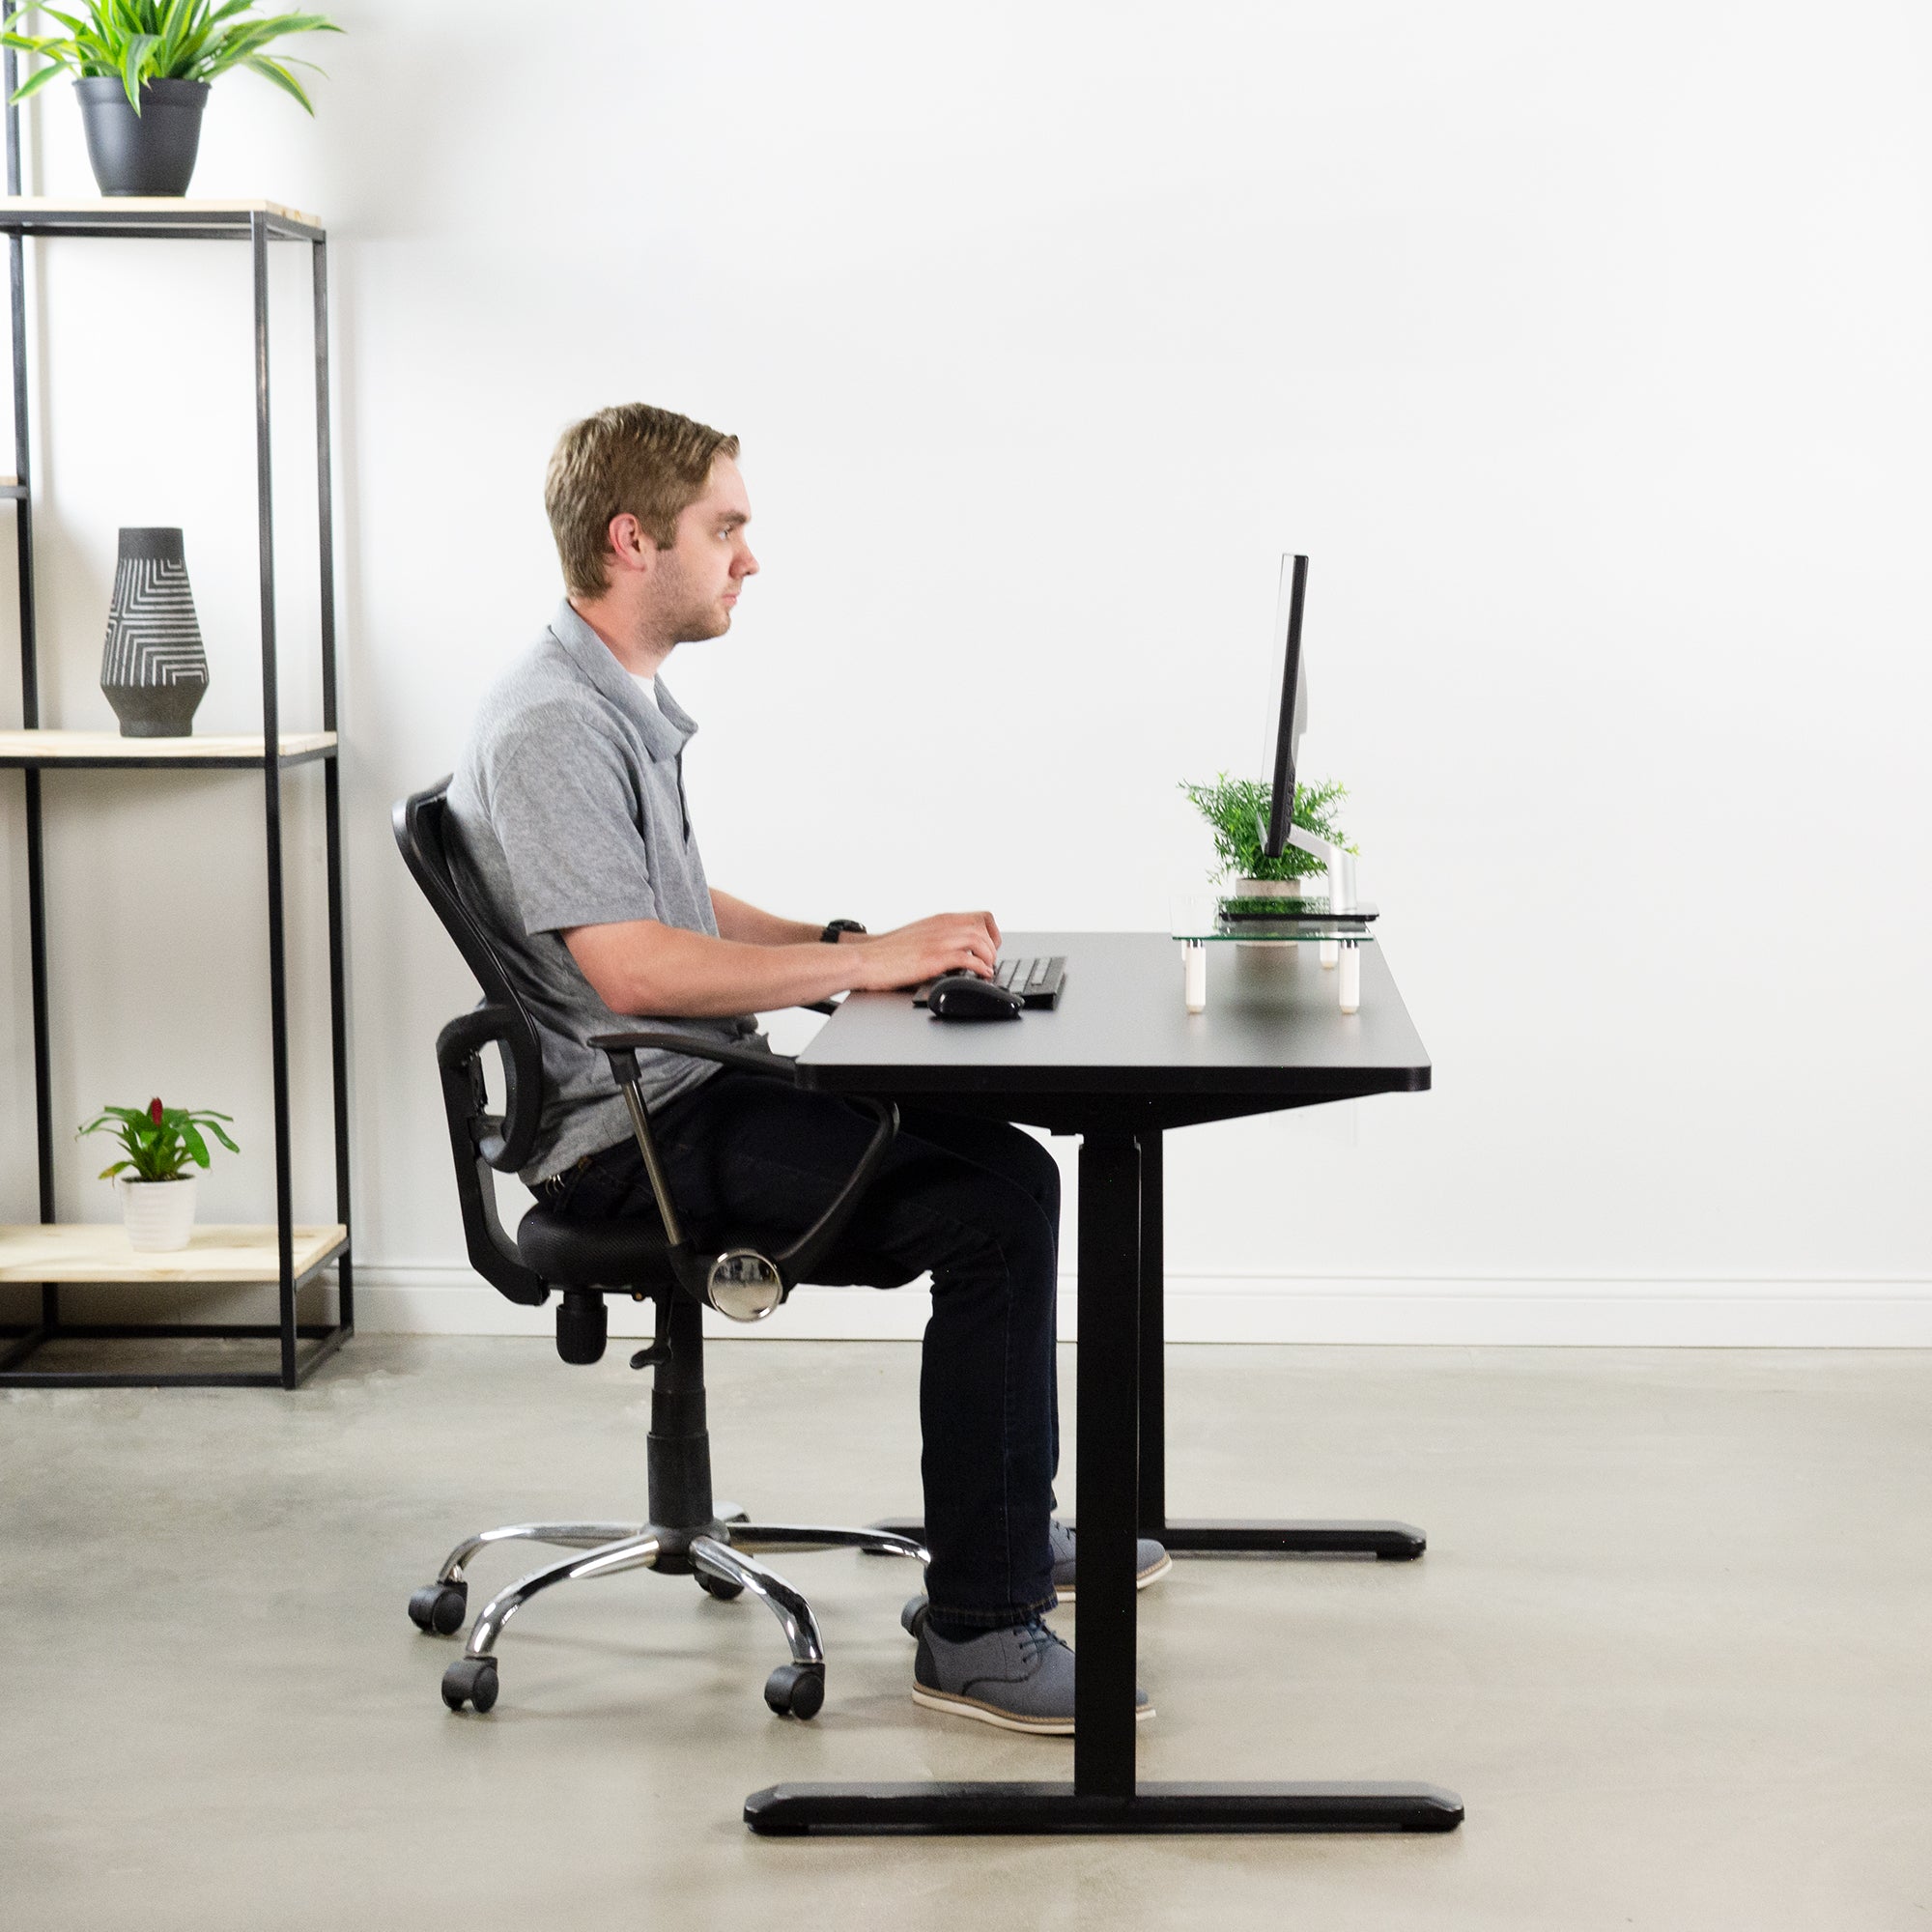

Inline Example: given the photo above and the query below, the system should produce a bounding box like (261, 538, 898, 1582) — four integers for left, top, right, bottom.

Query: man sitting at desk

(446, 402, 1168, 1733)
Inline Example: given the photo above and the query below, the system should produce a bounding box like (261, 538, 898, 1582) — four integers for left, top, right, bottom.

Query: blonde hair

(544, 403, 740, 597)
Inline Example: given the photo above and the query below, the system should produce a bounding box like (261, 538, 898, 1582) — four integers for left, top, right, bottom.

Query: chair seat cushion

(517, 1204, 675, 1290)
(517, 1204, 923, 1296)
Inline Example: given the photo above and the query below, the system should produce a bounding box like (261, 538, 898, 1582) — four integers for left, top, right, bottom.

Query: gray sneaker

(898, 1520, 1173, 1629)
(904, 1599, 1153, 1735)
(1049, 1519, 1172, 1603)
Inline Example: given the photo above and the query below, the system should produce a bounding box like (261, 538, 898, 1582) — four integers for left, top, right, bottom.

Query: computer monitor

(1262, 553, 1310, 862)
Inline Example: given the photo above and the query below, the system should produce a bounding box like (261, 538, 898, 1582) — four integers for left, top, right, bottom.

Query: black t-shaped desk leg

(1135, 1129, 1427, 1563)
(866, 1128, 1426, 1563)
(746, 1121, 1461, 1836)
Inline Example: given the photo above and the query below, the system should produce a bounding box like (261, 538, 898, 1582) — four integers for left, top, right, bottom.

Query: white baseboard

(338, 1264, 1932, 1348)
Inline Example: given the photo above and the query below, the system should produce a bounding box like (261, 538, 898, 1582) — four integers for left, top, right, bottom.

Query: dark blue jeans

(540, 1070, 1061, 1628)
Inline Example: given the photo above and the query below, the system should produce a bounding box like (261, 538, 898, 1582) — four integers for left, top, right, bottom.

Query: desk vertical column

(1137, 1130, 1165, 1534)
(1073, 1128, 1142, 1797)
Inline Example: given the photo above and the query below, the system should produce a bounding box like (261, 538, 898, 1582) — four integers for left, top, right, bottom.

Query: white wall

(4, 2, 1928, 1344)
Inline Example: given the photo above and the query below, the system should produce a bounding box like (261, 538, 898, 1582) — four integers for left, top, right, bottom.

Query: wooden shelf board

(0, 1222, 346, 1284)
(0, 728, 336, 765)
(0, 195, 320, 225)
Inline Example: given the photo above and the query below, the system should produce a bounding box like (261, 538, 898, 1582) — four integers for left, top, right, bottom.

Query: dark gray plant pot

(75, 76, 210, 196)
(100, 527, 209, 738)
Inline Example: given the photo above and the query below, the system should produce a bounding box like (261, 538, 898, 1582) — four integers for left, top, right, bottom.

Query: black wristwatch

(820, 919, 867, 944)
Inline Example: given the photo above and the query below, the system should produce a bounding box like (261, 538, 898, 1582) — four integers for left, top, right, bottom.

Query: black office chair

(392, 779, 926, 1719)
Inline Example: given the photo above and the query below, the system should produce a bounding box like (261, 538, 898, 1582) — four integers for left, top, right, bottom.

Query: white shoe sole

(1053, 1549, 1174, 1605)
(911, 1685, 1156, 1735)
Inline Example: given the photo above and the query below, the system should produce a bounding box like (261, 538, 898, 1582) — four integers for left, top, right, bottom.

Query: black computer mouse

(927, 973, 1025, 1021)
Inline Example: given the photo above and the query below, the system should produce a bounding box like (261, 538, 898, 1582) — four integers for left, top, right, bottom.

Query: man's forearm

(710, 888, 856, 949)
(566, 919, 856, 1018)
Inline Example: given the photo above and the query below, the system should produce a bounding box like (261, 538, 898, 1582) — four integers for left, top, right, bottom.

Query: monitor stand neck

(1283, 824, 1357, 914)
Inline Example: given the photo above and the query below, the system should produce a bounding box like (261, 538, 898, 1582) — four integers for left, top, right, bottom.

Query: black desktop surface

(798, 930, 1430, 1119)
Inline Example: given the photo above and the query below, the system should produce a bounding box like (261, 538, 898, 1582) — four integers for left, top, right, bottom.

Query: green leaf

(238, 49, 307, 106)
(98, 1160, 129, 1179)
(9, 61, 82, 103)
(180, 1121, 210, 1166)
(117, 26, 156, 105)
(6, 59, 75, 96)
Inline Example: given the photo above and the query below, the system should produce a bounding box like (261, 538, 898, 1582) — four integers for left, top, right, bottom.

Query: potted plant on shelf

(2, 1, 343, 198)
(1179, 771, 1356, 908)
(78, 1095, 240, 1251)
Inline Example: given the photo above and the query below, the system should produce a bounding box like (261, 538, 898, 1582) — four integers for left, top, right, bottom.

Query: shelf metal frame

(0, 61, 353, 1389)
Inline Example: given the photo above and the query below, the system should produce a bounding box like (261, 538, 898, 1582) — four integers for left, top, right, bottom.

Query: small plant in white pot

(78, 1096, 239, 1252)
(1179, 772, 1356, 903)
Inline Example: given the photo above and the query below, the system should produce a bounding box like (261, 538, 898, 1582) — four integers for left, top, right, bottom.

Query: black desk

(744, 933, 1462, 1837)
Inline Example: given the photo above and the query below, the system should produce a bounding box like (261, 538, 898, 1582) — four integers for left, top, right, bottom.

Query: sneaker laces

(1016, 1617, 1070, 1662)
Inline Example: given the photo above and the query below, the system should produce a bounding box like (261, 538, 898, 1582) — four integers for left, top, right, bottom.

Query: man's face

(651, 456, 759, 642)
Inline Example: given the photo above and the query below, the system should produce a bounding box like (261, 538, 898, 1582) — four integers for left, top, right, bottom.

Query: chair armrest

(587, 1030, 800, 1085)
(434, 1006, 549, 1307)
(583, 1026, 895, 1302)
(769, 1092, 897, 1285)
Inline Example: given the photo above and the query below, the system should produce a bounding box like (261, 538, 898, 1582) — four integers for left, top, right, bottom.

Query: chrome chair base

(411, 1508, 928, 1719)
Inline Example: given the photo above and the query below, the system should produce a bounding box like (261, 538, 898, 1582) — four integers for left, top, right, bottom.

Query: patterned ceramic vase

(100, 526, 209, 737)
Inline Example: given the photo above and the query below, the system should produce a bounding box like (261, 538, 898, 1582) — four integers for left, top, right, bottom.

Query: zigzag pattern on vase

(102, 557, 206, 688)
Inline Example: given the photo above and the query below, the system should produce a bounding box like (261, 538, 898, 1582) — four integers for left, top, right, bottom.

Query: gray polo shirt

(445, 599, 765, 1182)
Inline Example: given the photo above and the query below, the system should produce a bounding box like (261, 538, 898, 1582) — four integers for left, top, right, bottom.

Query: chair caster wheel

(441, 1658, 498, 1714)
(696, 1570, 745, 1603)
(764, 1662, 824, 1720)
(408, 1581, 469, 1635)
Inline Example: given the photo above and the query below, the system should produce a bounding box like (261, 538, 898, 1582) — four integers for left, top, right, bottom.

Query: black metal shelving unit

(0, 80, 352, 1389)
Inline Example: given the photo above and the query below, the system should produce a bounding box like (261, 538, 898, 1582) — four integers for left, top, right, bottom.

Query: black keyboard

(913, 954, 1066, 1010)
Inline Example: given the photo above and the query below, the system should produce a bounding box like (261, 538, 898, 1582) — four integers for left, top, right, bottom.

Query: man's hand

(849, 912, 1002, 990)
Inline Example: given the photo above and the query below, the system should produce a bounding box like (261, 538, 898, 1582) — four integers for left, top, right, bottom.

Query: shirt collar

(548, 597, 698, 759)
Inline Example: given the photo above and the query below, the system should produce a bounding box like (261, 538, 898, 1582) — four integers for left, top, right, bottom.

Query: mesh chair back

(392, 779, 549, 1305)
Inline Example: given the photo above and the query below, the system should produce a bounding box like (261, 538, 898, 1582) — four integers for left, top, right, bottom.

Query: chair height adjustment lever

(629, 1293, 674, 1372)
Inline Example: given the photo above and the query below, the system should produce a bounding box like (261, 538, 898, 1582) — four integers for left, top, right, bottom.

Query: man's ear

(605, 511, 658, 580)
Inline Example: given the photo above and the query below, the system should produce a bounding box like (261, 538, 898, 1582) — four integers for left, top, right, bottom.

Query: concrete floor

(4, 1336, 1930, 1930)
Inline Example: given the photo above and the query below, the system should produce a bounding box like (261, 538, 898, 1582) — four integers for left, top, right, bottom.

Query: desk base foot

(1159, 1519, 1427, 1561)
(745, 1778, 1463, 1837)
(866, 1518, 1427, 1561)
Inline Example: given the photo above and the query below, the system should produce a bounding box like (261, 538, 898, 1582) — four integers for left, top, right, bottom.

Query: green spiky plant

(79, 1095, 240, 1181)
(1179, 772, 1355, 893)
(3, 0, 342, 114)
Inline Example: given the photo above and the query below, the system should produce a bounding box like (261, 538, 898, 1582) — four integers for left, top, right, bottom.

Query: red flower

(149, 1097, 164, 1125)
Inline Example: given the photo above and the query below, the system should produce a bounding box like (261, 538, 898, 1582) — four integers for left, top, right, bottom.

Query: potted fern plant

(78, 1095, 240, 1251)
(3, 1, 343, 197)
(1179, 772, 1356, 907)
